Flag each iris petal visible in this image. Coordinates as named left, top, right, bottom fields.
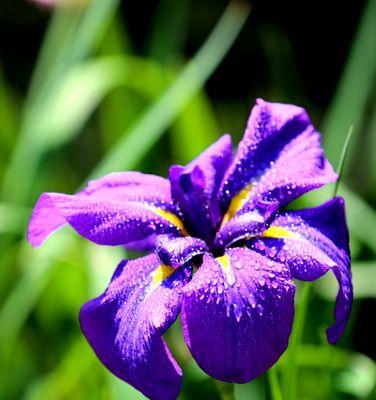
left=169, top=134, right=233, bottom=243
left=220, top=99, right=337, bottom=218
left=181, top=248, right=295, bottom=383
left=80, top=254, right=192, bottom=400
left=215, top=199, right=279, bottom=248
left=27, top=172, right=185, bottom=247
left=156, top=234, right=209, bottom=267
left=249, top=197, right=351, bottom=343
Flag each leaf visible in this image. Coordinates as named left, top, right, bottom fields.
left=2, top=0, right=120, bottom=203
left=0, top=63, right=18, bottom=156
left=171, top=92, right=219, bottom=164
left=89, top=1, right=250, bottom=178
left=322, top=0, right=376, bottom=169
left=316, top=261, right=376, bottom=300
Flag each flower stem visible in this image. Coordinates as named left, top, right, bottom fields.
left=215, top=380, right=236, bottom=400
left=282, top=283, right=312, bottom=400
left=333, top=124, right=353, bottom=197
left=267, top=367, right=282, bottom=400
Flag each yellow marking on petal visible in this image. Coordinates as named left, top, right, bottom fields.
left=149, top=206, right=188, bottom=236
left=152, top=264, right=175, bottom=285
left=217, top=254, right=236, bottom=286
left=262, top=226, right=298, bottom=239
left=221, top=184, right=253, bottom=226
left=217, top=254, right=231, bottom=272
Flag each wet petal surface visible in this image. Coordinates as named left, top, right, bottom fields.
left=250, top=197, right=351, bottom=343
left=181, top=248, right=295, bottom=383
left=156, top=234, right=209, bottom=267
left=28, top=172, right=185, bottom=247
left=169, top=134, right=233, bottom=243
left=220, top=99, right=337, bottom=220
left=80, top=254, right=192, bottom=400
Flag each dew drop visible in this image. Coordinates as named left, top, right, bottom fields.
left=248, top=293, right=257, bottom=308
left=256, top=304, right=264, bottom=316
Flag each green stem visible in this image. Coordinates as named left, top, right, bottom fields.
left=333, top=125, right=353, bottom=197
left=215, top=380, right=236, bottom=400
left=267, top=367, right=282, bottom=400
left=282, top=283, right=312, bottom=400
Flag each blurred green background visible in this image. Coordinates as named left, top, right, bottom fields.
left=0, top=0, right=376, bottom=399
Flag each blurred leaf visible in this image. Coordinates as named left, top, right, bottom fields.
left=0, top=241, right=21, bottom=300
left=83, top=240, right=124, bottom=295
left=0, top=63, right=18, bottom=157
left=333, top=125, right=353, bottom=197
left=0, top=236, right=71, bottom=397
left=260, top=24, right=305, bottom=103
left=323, top=0, right=376, bottom=168
left=26, top=4, right=85, bottom=107
left=215, top=381, right=235, bottom=400
left=316, top=261, right=376, bottom=300
left=30, top=57, right=127, bottom=150
left=267, top=367, right=282, bottom=400
left=22, top=338, right=97, bottom=400
left=171, top=92, right=219, bottom=164
left=0, top=203, right=29, bottom=235
left=335, top=353, right=376, bottom=398
left=291, top=345, right=376, bottom=398
left=148, top=0, right=188, bottom=64
left=281, top=283, right=312, bottom=400
left=2, top=0, right=120, bottom=203
left=29, top=0, right=120, bottom=105
left=18, top=55, right=172, bottom=154
left=300, top=185, right=376, bottom=255
left=235, top=379, right=264, bottom=400
left=366, top=103, right=376, bottom=191
left=89, top=1, right=250, bottom=178
left=98, top=16, right=136, bottom=148
left=0, top=234, right=76, bottom=350
left=109, top=376, right=147, bottom=400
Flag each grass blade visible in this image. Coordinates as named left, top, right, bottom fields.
left=323, top=0, right=376, bottom=168
left=281, top=283, right=312, bottom=400
left=267, top=367, right=282, bottom=400
left=89, top=1, right=250, bottom=178
left=316, top=261, right=376, bottom=300
left=0, top=63, right=18, bottom=157
left=333, top=125, right=353, bottom=197
left=148, top=0, right=188, bottom=63
left=215, top=381, right=235, bottom=400
left=171, top=92, right=219, bottom=164
left=2, top=0, right=120, bottom=203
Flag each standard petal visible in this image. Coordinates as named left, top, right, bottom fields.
left=28, top=172, right=186, bottom=247
left=181, top=248, right=295, bottom=383
left=156, top=234, right=209, bottom=267
left=215, top=199, right=278, bottom=248
left=249, top=197, right=351, bottom=344
left=169, top=134, right=233, bottom=244
left=219, top=99, right=337, bottom=220
left=80, top=254, right=192, bottom=400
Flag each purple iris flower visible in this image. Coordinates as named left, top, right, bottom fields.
left=28, top=99, right=352, bottom=400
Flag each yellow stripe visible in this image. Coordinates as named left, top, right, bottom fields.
left=217, top=254, right=236, bottom=285
left=217, top=254, right=231, bottom=272
left=221, top=184, right=253, bottom=225
left=147, top=206, right=188, bottom=236
left=152, top=264, right=175, bottom=285
left=262, top=226, right=298, bottom=239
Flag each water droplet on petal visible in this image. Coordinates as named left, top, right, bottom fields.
left=248, top=293, right=257, bottom=308
left=256, top=304, right=264, bottom=316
